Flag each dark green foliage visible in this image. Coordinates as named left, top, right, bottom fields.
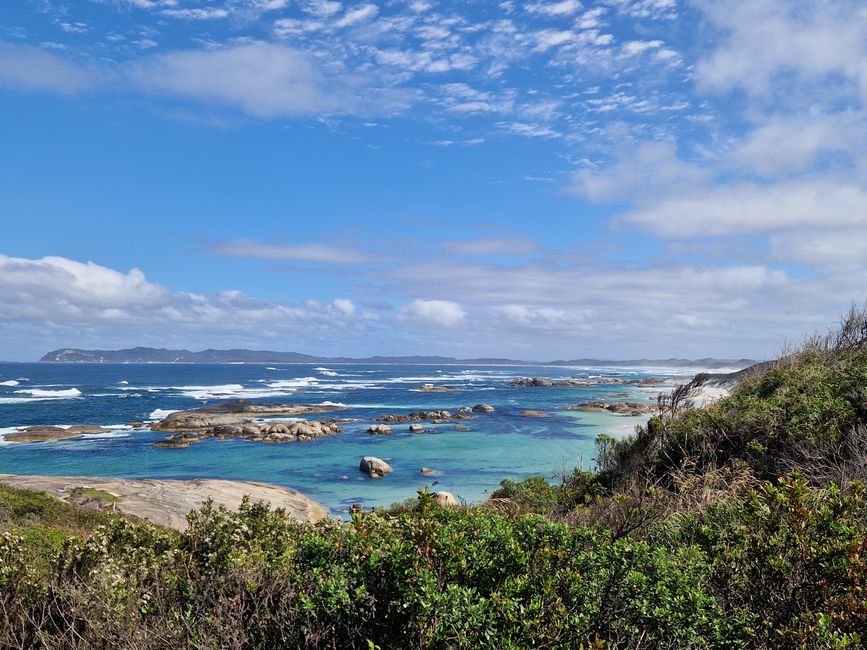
left=652, top=477, right=867, bottom=647
left=0, top=495, right=738, bottom=649
left=0, top=484, right=121, bottom=561
left=598, top=349, right=867, bottom=488
left=491, top=470, right=605, bottom=516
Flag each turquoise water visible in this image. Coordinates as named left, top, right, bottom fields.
left=0, top=363, right=677, bottom=515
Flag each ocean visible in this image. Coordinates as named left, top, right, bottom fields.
left=0, top=362, right=690, bottom=516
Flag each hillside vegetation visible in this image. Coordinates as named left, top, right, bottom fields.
left=6, top=307, right=867, bottom=648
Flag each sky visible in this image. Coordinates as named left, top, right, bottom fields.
left=1, top=0, right=866, bottom=362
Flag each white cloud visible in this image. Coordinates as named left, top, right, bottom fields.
left=497, top=121, right=561, bottom=138
left=604, top=0, right=678, bottom=20
left=731, top=112, right=865, bottom=178
left=57, top=21, right=89, bottom=33
left=442, top=238, right=541, bottom=257
left=572, top=141, right=867, bottom=238
left=206, top=239, right=372, bottom=264
left=0, top=42, right=106, bottom=94
left=533, top=29, right=575, bottom=52
left=0, top=40, right=408, bottom=118
left=526, top=1, right=583, bottom=17
left=0, top=253, right=369, bottom=355
left=620, top=39, right=663, bottom=56
left=334, top=4, right=379, bottom=28
left=399, top=299, right=466, bottom=327
left=298, top=0, right=342, bottom=17
left=569, top=142, right=709, bottom=202
left=770, top=229, right=867, bottom=266
left=693, top=0, right=867, bottom=100
left=128, top=42, right=343, bottom=117
left=160, top=8, right=230, bottom=20
left=625, top=178, right=867, bottom=238
left=332, top=298, right=356, bottom=316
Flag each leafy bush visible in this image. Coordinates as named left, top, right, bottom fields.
left=651, top=476, right=867, bottom=647
left=0, top=495, right=741, bottom=649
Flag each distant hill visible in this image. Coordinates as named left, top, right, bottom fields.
left=38, top=347, right=755, bottom=368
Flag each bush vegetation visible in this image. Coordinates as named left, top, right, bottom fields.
left=6, top=305, right=867, bottom=647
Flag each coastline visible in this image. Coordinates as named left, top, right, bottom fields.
left=0, top=474, right=327, bottom=530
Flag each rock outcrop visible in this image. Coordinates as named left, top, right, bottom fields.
left=156, top=420, right=341, bottom=448
left=433, top=491, right=458, bottom=507
left=510, top=377, right=667, bottom=388
left=151, top=400, right=342, bottom=432
left=377, top=410, right=453, bottom=423
left=149, top=400, right=345, bottom=448
left=367, top=424, right=392, bottom=435
left=360, top=456, right=393, bottom=478
left=565, top=401, right=656, bottom=416
left=0, top=474, right=326, bottom=530
left=471, top=403, right=495, bottom=412
left=3, top=425, right=113, bottom=444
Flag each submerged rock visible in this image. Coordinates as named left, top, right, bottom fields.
left=360, top=456, right=393, bottom=478
left=519, top=409, right=547, bottom=417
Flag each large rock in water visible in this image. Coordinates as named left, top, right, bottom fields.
left=366, top=424, right=392, bottom=435
left=471, top=403, right=495, bottom=412
left=4, top=425, right=113, bottom=444
left=359, top=456, right=393, bottom=478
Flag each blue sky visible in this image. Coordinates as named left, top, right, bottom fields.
left=1, top=0, right=865, bottom=361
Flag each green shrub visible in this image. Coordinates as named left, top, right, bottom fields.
left=0, top=494, right=741, bottom=649
left=651, top=476, right=867, bottom=647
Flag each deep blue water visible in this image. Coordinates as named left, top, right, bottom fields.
left=0, top=363, right=684, bottom=515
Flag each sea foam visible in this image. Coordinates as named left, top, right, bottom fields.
left=13, top=388, right=82, bottom=398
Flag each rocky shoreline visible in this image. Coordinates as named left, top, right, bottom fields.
left=565, top=401, right=658, bottom=416
left=509, top=376, right=668, bottom=388
left=0, top=474, right=326, bottom=530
